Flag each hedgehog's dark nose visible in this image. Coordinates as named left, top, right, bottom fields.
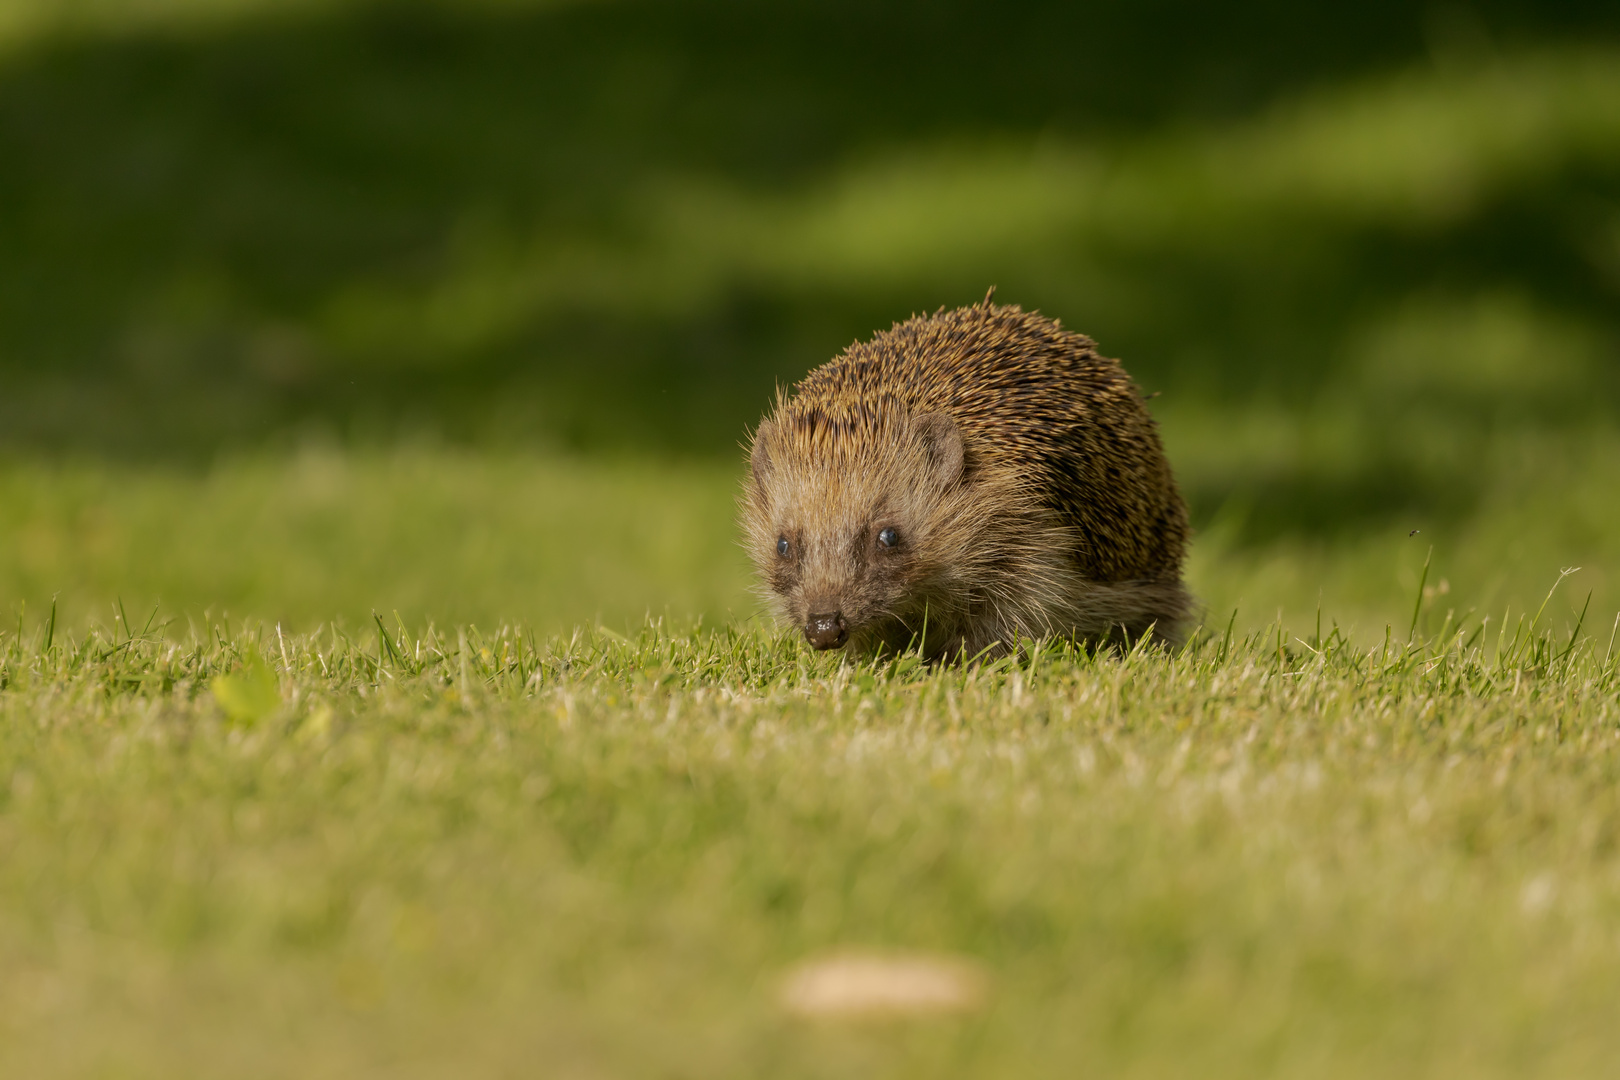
left=805, top=612, right=848, bottom=650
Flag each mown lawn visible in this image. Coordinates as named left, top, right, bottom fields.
left=4, top=432, right=1617, bottom=640
left=2, top=595, right=1619, bottom=1077
left=2, top=2, right=1617, bottom=1074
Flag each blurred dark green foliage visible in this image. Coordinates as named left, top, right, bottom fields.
left=1, top=0, right=1617, bottom=540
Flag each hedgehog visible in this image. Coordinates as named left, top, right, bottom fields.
left=741, top=292, right=1193, bottom=661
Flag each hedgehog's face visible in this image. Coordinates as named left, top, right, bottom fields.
left=743, top=410, right=968, bottom=654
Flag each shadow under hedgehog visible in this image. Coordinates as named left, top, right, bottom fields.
left=741, top=291, right=1194, bottom=662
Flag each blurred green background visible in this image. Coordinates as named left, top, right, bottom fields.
left=1, top=0, right=1618, bottom=636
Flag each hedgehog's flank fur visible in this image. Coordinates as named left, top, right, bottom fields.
left=741, top=297, right=1193, bottom=660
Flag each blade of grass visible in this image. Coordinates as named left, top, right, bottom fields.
left=1409, top=545, right=1432, bottom=643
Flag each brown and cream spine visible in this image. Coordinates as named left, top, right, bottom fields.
left=743, top=292, right=1193, bottom=659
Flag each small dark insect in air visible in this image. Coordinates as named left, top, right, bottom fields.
left=1409, top=529, right=1421, bottom=537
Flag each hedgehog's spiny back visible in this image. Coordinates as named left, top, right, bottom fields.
left=784, top=301, right=1188, bottom=584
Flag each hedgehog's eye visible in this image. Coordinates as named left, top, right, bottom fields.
left=776, top=536, right=790, bottom=557
left=878, top=527, right=899, bottom=549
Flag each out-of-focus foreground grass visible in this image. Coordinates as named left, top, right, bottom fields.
left=3, top=619, right=1620, bottom=1077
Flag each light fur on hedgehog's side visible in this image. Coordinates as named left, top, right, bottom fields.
left=742, top=294, right=1194, bottom=661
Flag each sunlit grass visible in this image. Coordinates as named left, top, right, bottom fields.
left=1167, top=410, right=1620, bottom=639
left=4, top=427, right=1613, bottom=643
left=2, top=605, right=1619, bottom=1077
left=0, top=5, right=1616, bottom=1070
left=0, top=447, right=753, bottom=634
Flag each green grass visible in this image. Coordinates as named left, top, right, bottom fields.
left=3, top=601, right=1620, bottom=1077
left=2, top=3, right=1618, bottom=1071
left=0, top=448, right=753, bottom=634
left=0, top=437, right=1611, bottom=1075
left=2, top=1, right=1616, bottom=467
left=4, top=424, right=1614, bottom=642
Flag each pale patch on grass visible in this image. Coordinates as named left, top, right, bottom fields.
left=780, top=951, right=987, bottom=1019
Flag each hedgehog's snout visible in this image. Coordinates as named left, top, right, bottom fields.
left=805, top=611, right=849, bottom=650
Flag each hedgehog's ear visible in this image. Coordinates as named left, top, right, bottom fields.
left=911, top=412, right=965, bottom=487
left=749, top=419, right=775, bottom=492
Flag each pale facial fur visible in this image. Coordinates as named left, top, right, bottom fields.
left=744, top=411, right=949, bottom=654
left=745, top=408, right=1076, bottom=658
